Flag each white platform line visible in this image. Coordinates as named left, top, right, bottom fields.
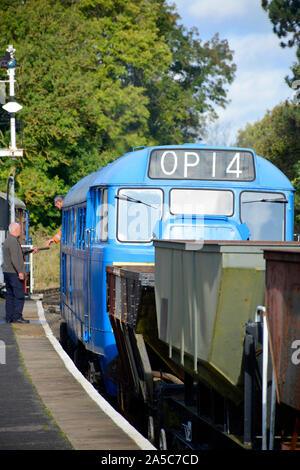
left=36, top=300, right=156, bottom=451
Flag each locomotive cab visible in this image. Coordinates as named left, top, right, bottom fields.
left=60, top=144, right=294, bottom=397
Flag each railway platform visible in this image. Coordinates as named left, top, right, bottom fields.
left=0, top=298, right=155, bottom=451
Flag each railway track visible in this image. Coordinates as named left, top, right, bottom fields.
left=34, top=288, right=63, bottom=343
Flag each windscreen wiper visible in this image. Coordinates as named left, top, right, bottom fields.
left=242, top=197, right=288, bottom=204
left=115, top=194, right=158, bottom=209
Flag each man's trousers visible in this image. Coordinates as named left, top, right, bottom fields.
left=3, top=272, right=25, bottom=322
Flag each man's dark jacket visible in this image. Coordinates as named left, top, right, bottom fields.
left=2, top=233, right=25, bottom=275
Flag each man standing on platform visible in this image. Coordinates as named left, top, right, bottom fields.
left=2, top=222, right=35, bottom=323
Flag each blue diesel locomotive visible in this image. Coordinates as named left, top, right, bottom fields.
left=60, top=144, right=294, bottom=395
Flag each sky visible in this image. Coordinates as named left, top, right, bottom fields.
left=169, top=0, right=298, bottom=144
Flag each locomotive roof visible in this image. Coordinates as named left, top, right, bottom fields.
left=63, top=171, right=99, bottom=208
left=63, top=144, right=294, bottom=208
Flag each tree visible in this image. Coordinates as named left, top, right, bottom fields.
left=262, top=0, right=300, bottom=48
left=135, top=1, right=236, bottom=144
left=262, top=0, right=300, bottom=82
left=0, top=0, right=236, bottom=226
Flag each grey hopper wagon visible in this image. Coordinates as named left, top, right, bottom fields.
left=153, top=240, right=299, bottom=401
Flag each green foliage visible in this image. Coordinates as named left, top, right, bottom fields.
left=0, top=0, right=236, bottom=227
left=262, top=0, right=300, bottom=83
left=262, top=0, right=300, bottom=48
left=30, top=225, right=60, bottom=288
left=236, top=102, right=300, bottom=180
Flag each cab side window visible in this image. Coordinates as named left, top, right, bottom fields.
left=91, top=187, right=108, bottom=242
left=76, top=206, right=86, bottom=250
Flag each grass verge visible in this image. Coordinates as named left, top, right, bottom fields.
left=30, top=227, right=60, bottom=290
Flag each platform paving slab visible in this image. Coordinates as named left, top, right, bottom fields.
left=0, top=301, right=73, bottom=450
